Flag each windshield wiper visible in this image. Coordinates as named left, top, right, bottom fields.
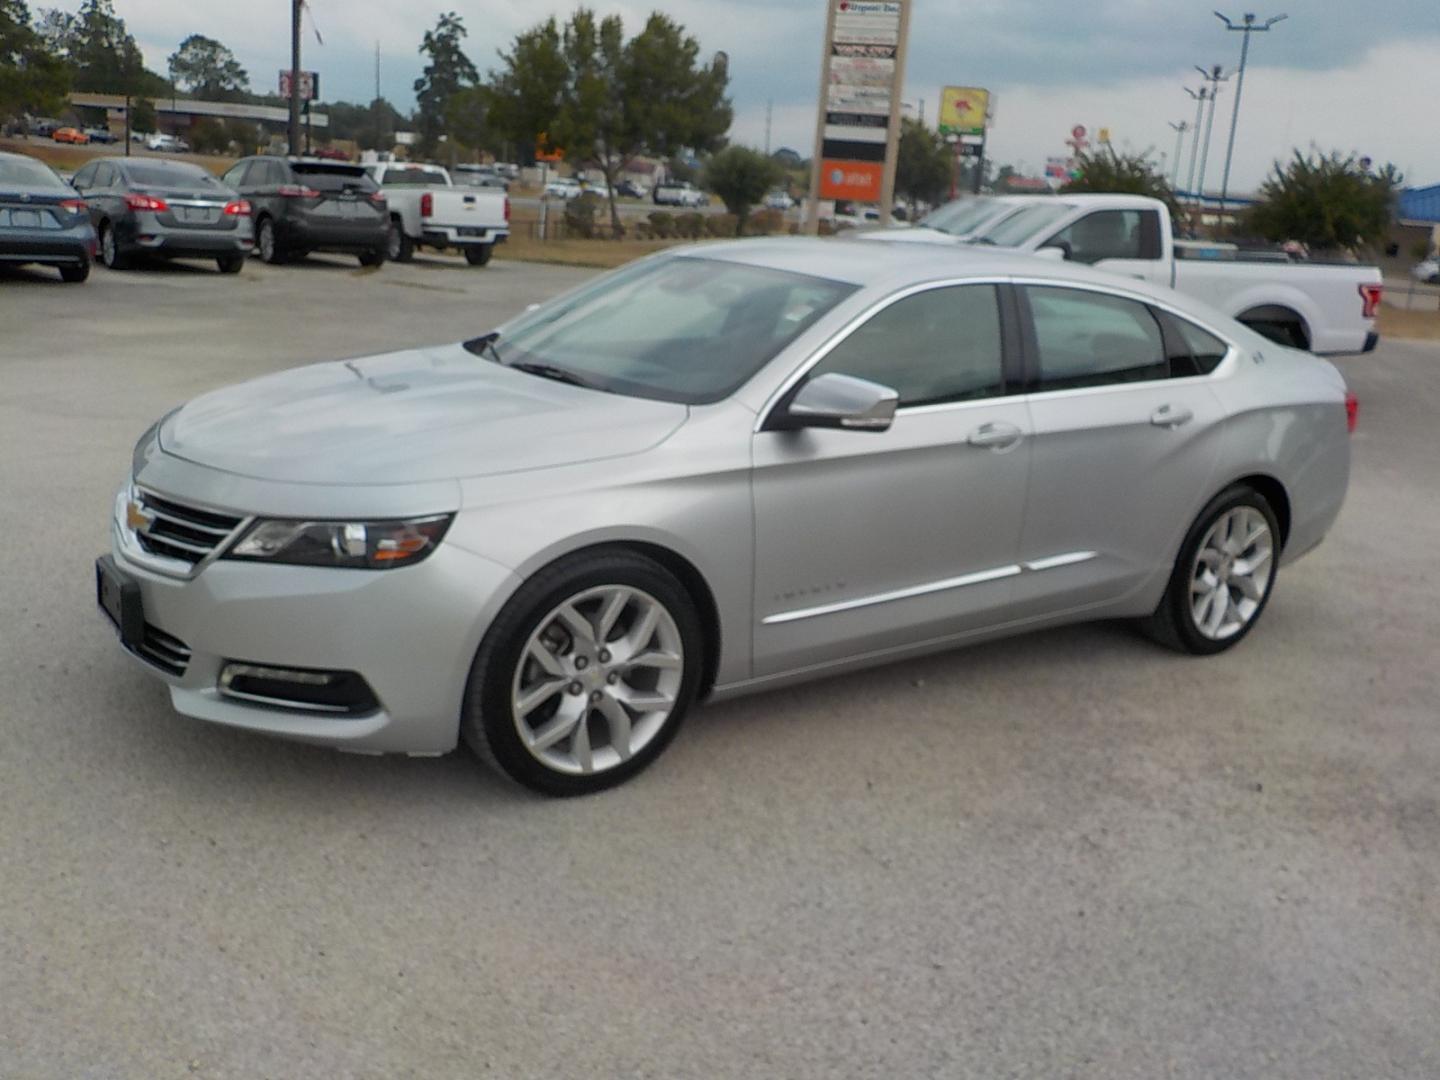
left=506, top=361, right=603, bottom=390
left=464, top=331, right=504, bottom=365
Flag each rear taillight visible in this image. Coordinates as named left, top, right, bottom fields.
left=58, top=198, right=87, bottom=214
left=124, top=193, right=168, bottom=212
left=1358, top=283, right=1382, bottom=319
left=223, top=199, right=251, bottom=216
left=503, top=195, right=510, bottom=222
left=1345, top=390, right=1359, bottom=434
left=278, top=184, right=320, bottom=199
left=420, top=192, right=433, bottom=218
left=368, top=191, right=386, bottom=205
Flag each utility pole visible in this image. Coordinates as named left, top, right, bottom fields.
left=764, top=99, right=772, bottom=156
left=1183, top=86, right=1207, bottom=200
left=1168, top=120, right=1190, bottom=189
left=288, top=0, right=302, bottom=155
left=1193, top=64, right=1229, bottom=210
left=1215, top=11, right=1287, bottom=222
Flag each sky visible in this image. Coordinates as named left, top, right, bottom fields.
left=104, top=0, right=1440, bottom=192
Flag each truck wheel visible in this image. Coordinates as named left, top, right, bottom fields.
left=387, top=219, right=414, bottom=263
left=464, top=245, right=494, bottom=267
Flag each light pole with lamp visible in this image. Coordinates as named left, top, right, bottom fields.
left=1193, top=64, right=1229, bottom=212
left=1167, top=120, right=1190, bottom=189
left=1183, top=86, right=1208, bottom=200
left=1214, top=11, right=1287, bottom=223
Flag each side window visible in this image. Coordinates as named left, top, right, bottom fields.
left=1156, top=309, right=1230, bottom=377
left=809, top=285, right=1006, bottom=407
left=71, top=163, right=97, bottom=190
left=1025, top=286, right=1168, bottom=390
left=221, top=161, right=249, bottom=187
left=92, top=163, right=115, bottom=188
left=1043, top=210, right=1157, bottom=264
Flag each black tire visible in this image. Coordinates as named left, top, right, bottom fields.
left=1140, top=484, right=1282, bottom=655
left=357, top=248, right=386, bottom=268
left=386, top=220, right=414, bottom=262
left=1241, top=315, right=1307, bottom=351
left=463, top=244, right=493, bottom=267
left=58, top=260, right=90, bottom=283
left=98, top=222, right=128, bottom=270
left=255, top=217, right=286, bottom=264
left=462, top=549, right=704, bottom=796
left=216, top=253, right=244, bottom=274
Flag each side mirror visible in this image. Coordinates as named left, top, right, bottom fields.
left=774, top=372, right=898, bottom=433
left=1036, top=242, right=1070, bottom=261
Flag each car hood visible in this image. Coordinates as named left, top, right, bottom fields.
left=158, top=343, right=689, bottom=485
left=854, top=226, right=954, bottom=244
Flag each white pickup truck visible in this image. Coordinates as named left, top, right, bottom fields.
left=947, top=194, right=1381, bottom=354
left=363, top=162, right=509, bottom=267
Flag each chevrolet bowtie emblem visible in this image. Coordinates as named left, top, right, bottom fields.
left=126, top=500, right=154, bottom=534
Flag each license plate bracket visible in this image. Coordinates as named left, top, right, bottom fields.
left=96, top=555, right=144, bottom=650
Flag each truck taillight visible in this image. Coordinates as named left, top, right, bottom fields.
left=1358, top=283, right=1382, bottom=319
left=504, top=196, right=510, bottom=222
left=420, top=192, right=433, bottom=218
left=1345, top=390, right=1358, bottom=434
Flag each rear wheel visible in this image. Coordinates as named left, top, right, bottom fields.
left=386, top=220, right=414, bottom=262
left=463, top=550, right=703, bottom=796
left=98, top=223, right=128, bottom=270
left=1140, top=485, right=1281, bottom=655
left=463, top=244, right=493, bottom=267
left=357, top=248, right=386, bottom=268
left=216, top=253, right=244, bottom=274
left=256, top=217, right=286, bottom=264
left=58, top=260, right=90, bottom=283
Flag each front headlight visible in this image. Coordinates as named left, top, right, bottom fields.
left=224, top=514, right=453, bottom=570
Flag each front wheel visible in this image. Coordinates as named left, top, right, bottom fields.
left=1140, top=485, right=1281, bottom=655
left=463, top=244, right=493, bottom=267
left=462, top=551, right=703, bottom=796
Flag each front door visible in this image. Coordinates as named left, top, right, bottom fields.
left=751, top=283, right=1033, bottom=678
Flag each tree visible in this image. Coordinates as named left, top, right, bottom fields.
left=413, top=11, right=477, bottom=158
left=487, top=9, right=731, bottom=234
left=1, top=0, right=69, bottom=125
left=1063, top=148, right=1178, bottom=216
left=128, top=95, right=155, bottom=134
left=1246, top=150, right=1402, bottom=253
left=168, top=34, right=249, bottom=101
left=445, top=85, right=490, bottom=159
left=702, top=145, right=780, bottom=233
left=894, top=118, right=951, bottom=211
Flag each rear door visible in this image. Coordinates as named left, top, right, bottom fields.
left=1040, top=208, right=1170, bottom=285
left=1011, top=283, right=1227, bottom=616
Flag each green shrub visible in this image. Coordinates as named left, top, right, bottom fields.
left=675, top=212, right=706, bottom=239
left=564, top=192, right=604, bottom=239
left=706, top=213, right=738, bottom=237
left=647, top=211, right=675, bottom=238
left=747, top=208, right=785, bottom=235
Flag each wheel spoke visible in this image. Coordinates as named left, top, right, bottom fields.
left=1192, top=568, right=1219, bottom=594
left=525, top=641, right=566, bottom=679
left=570, top=714, right=594, bottom=773
left=556, top=604, right=598, bottom=648
left=1234, top=572, right=1263, bottom=601
left=628, top=602, right=660, bottom=651
left=596, top=589, right=630, bottom=642
left=596, top=694, right=633, bottom=761
left=615, top=686, right=676, bottom=714
left=516, top=678, right=564, bottom=716
left=528, top=698, right=583, bottom=751
left=626, top=649, right=682, bottom=671
left=1205, top=587, right=1229, bottom=636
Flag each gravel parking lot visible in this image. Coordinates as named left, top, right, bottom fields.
left=2, top=251, right=1438, bottom=1079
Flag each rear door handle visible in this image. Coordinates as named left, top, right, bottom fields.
left=967, top=422, right=1024, bottom=450
left=1150, top=405, right=1193, bottom=429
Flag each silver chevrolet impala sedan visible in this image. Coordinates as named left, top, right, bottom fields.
left=97, top=240, right=1354, bottom=795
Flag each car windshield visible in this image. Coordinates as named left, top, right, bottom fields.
left=471, top=256, right=857, bottom=405
left=125, top=162, right=225, bottom=190
left=381, top=167, right=449, bottom=187
left=973, top=202, right=1073, bottom=247
left=921, top=197, right=1005, bottom=236
left=0, top=158, right=67, bottom=190
left=293, top=164, right=379, bottom=193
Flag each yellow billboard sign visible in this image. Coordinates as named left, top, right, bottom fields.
left=939, top=86, right=989, bottom=137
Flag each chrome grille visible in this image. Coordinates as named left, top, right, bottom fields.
left=135, top=624, right=191, bottom=676
left=135, top=491, right=243, bottom=565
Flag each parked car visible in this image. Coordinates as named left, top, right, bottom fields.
left=653, top=180, right=708, bottom=207
left=312, top=146, right=350, bottom=161
left=543, top=177, right=583, bottom=200
left=70, top=157, right=253, bottom=273
left=616, top=179, right=649, bottom=199
left=83, top=127, right=117, bottom=144
left=130, top=130, right=150, bottom=144
left=362, top=161, right=509, bottom=267
left=221, top=156, right=388, bottom=267
left=0, top=150, right=95, bottom=282
left=96, top=239, right=1355, bottom=795
left=146, top=133, right=186, bottom=153
left=452, top=164, right=509, bottom=191
left=1410, top=257, right=1439, bottom=284
left=763, top=190, right=795, bottom=211
left=879, top=194, right=1382, bottom=354
left=28, top=118, right=60, bottom=137
left=52, top=127, right=90, bottom=145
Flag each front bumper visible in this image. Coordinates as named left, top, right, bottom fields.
left=102, top=489, right=521, bottom=755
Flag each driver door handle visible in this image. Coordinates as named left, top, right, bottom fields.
left=1150, top=405, right=1193, bottom=429
left=967, top=422, right=1024, bottom=450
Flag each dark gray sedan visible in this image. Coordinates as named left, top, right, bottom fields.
left=0, top=151, right=96, bottom=283
left=70, top=158, right=253, bottom=274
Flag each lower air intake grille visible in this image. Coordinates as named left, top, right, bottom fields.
left=135, top=624, right=191, bottom=676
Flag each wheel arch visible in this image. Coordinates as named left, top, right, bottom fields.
left=1236, top=303, right=1311, bottom=350
left=1216, top=472, right=1292, bottom=549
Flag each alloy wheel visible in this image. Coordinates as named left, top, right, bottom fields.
left=101, top=227, right=116, bottom=267
left=258, top=221, right=275, bottom=262
left=1189, top=506, right=1274, bottom=641
left=510, top=586, right=684, bottom=776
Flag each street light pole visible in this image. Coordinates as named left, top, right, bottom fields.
left=1168, top=120, right=1190, bottom=189
left=1215, top=11, right=1287, bottom=222
left=288, top=0, right=302, bottom=155
left=1183, top=86, right=1207, bottom=199
left=1193, top=64, right=1229, bottom=211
